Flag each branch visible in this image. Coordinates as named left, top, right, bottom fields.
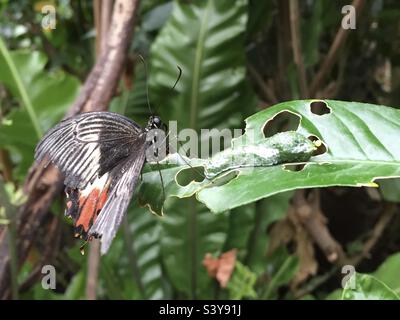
left=68, top=0, right=139, bottom=115
left=247, top=63, right=278, bottom=106
left=309, top=0, right=365, bottom=97
left=289, top=0, right=308, bottom=98
left=346, top=202, right=396, bottom=266
left=86, top=0, right=114, bottom=300
left=0, top=0, right=141, bottom=299
left=293, top=190, right=346, bottom=264
left=0, top=150, right=13, bottom=182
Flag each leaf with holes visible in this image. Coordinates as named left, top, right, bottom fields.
left=139, top=100, right=400, bottom=214
left=341, top=273, right=399, bottom=300
left=197, top=100, right=400, bottom=212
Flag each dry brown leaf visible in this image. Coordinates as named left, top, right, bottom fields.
left=267, top=203, right=318, bottom=290
left=291, top=226, right=318, bottom=289
left=202, top=249, right=237, bottom=288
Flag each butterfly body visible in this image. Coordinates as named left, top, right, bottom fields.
left=35, top=112, right=165, bottom=254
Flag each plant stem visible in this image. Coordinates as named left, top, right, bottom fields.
left=0, top=181, right=18, bottom=299
left=0, top=37, right=42, bottom=139
left=262, top=255, right=296, bottom=300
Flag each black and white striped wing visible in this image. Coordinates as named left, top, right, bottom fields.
left=89, top=142, right=148, bottom=254
left=35, top=112, right=142, bottom=189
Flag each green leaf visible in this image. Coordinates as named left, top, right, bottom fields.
left=226, top=261, right=257, bottom=300
left=197, top=100, right=400, bottom=212
left=160, top=197, right=229, bottom=299
left=141, top=100, right=400, bottom=213
left=379, top=178, right=400, bottom=202
left=64, top=270, right=87, bottom=300
left=246, top=192, right=293, bottom=274
left=341, top=273, right=400, bottom=300
left=302, top=1, right=323, bottom=67
left=0, top=49, right=80, bottom=177
left=372, top=253, right=400, bottom=294
left=124, top=206, right=165, bottom=299
left=223, top=204, right=255, bottom=259
left=0, top=37, right=42, bottom=138
left=149, top=0, right=256, bottom=130
left=262, top=248, right=299, bottom=299
left=327, top=253, right=400, bottom=300
left=145, top=0, right=255, bottom=300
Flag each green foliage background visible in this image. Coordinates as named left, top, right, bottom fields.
left=1, top=0, right=400, bottom=300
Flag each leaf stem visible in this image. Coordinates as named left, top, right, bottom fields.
left=0, top=37, right=42, bottom=139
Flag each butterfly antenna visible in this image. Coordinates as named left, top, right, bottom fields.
left=165, top=133, right=214, bottom=184
left=137, top=54, right=153, bottom=115
left=172, top=66, right=182, bottom=90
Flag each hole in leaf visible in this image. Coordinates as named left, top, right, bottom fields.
left=207, top=170, right=239, bottom=187
left=310, top=101, right=331, bottom=115
left=283, top=163, right=306, bottom=172
left=263, top=111, right=301, bottom=138
left=308, top=135, right=327, bottom=156
left=176, top=166, right=205, bottom=186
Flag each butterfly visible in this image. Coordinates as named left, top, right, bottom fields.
left=35, top=112, right=166, bottom=254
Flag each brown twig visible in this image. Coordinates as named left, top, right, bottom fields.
left=247, top=63, right=278, bottom=106
left=309, top=0, right=366, bottom=97
left=293, top=190, right=345, bottom=264
left=289, top=0, right=308, bottom=98
left=346, top=202, right=396, bottom=266
left=19, top=215, right=61, bottom=293
left=0, top=150, right=13, bottom=182
left=0, top=0, right=141, bottom=299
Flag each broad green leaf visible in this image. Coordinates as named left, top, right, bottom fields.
left=341, top=273, right=400, bottom=300
left=246, top=192, right=293, bottom=274
left=124, top=206, right=165, bottom=299
left=149, top=0, right=256, bottom=130
left=146, top=0, right=255, bottom=300
left=372, top=253, right=400, bottom=294
left=327, top=253, right=400, bottom=300
left=0, top=37, right=42, bottom=138
left=141, top=100, right=400, bottom=213
left=197, top=100, right=400, bottom=212
left=379, top=178, right=400, bottom=202
left=0, top=50, right=80, bottom=177
left=223, top=204, right=255, bottom=260
left=160, top=197, right=229, bottom=299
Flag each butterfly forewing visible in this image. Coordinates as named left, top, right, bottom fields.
left=35, top=112, right=142, bottom=189
left=35, top=111, right=165, bottom=255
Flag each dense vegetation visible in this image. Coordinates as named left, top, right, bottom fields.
left=0, top=0, right=400, bottom=300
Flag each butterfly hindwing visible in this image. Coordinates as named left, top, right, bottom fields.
left=35, top=112, right=142, bottom=189
left=89, top=140, right=148, bottom=254
left=65, top=173, right=111, bottom=239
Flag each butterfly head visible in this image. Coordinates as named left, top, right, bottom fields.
left=147, top=115, right=167, bottom=132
